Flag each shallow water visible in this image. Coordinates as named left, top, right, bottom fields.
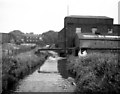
left=12, top=54, right=75, bottom=92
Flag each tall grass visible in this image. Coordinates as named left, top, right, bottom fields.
left=67, top=52, right=120, bottom=93
left=2, top=50, right=48, bottom=92
left=2, top=44, right=36, bottom=57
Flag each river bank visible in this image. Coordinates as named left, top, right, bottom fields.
left=66, top=53, right=120, bottom=93
left=2, top=49, right=48, bottom=93
left=9, top=55, right=76, bottom=93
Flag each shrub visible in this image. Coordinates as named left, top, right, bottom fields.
left=67, top=53, right=120, bottom=93
left=2, top=50, right=47, bottom=91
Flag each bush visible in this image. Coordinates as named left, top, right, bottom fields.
left=67, top=53, right=120, bottom=93
left=2, top=50, right=47, bottom=91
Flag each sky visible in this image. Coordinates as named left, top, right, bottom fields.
left=0, top=0, right=120, bottom=34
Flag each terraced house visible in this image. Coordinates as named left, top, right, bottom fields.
left=24, top=33, right=42, bottom=44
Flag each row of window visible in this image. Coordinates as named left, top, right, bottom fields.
left=26, top=37, right=41, bottom=39
left=75, top=27, right=113, bottom=34
left=26, top=39, right=40, bottom=42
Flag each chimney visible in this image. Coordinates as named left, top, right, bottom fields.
left=118, top=1, right=120, bottom=24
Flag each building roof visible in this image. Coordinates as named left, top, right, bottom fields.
left=24, top=34, right=41, bottom=37
left=76, top=33, right=120, bottom=39
left=66, top=15, right=113, bottom=19
left=65, top=15, right=113, bottom=25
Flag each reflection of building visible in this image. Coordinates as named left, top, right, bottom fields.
left=118, top=1, right=120, bottom=24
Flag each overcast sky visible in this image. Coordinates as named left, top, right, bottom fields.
left=0, top=0, right=119, bottom=34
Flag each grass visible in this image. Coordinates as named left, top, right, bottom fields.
left=67, top=52, right=120, bottom=93
left=1, top=48, right=48, bottom=92
left=1, top=43, right=36, bottom=57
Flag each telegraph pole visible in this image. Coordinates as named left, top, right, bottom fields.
left=64, top=0, right=70, bottom=56
left=67, top=4, right=69, bottom=16
left=67, top=0, right=70, bottom=16
left=118, top=1, right=120, bottom=24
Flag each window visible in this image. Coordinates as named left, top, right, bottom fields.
left=108, top=29, right=113, bottom=34
left=67, top=23, right=74, bottom=26
left=76, top=27, right=81, bottom=33
left=92, top=28, right=97, bottom=34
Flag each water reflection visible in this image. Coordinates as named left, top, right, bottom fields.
left=57, top=58, right=69, bottom=79
left=38, top=71, right=58, bottom=73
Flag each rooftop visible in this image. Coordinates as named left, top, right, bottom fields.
left=24, top=34, right=41, bottom=37
left=66, top=15, right=113, bottom=19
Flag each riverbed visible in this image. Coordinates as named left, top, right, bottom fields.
left=12, top=52, right=76, bottom=93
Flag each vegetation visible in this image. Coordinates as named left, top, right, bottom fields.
left=42, top=30, right=58, bottom=46
left=9, top=30, right=25, bottom=44
left=2, top=43, right=36, bottom=57
left=67, top=52, right=120, bottom=93
left=1, top=49, right=48, bottom=92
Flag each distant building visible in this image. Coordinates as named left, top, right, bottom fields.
left=24, top=33, right=42, bottom=44
left=0, top=32, right=43, bottom=45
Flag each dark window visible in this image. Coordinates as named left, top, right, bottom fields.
left=67, top=23, right=74, bottom=26
left=108, top=29, right=113, bottom=34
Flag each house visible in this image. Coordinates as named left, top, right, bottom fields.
left=24, top=33, right=42, bottom=44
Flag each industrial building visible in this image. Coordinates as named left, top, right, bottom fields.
left=58, top=15, right=120, bottom=48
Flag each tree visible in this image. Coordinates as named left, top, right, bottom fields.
left=42, top=30, right=58, bottom=45
left=9, top=30, right=25, bottom=44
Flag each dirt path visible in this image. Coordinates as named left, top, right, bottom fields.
left=14, top=53, right=76, bottom=92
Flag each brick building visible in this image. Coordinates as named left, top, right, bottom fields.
left=65, top=15, right=113, bottom=35
left=0, top=32, right=43, bottom=45
left=58, top=15, right=120, bottom=48
left=24, top=33, right=42, bottom=44
left=113, top=24, right=120, bottom=35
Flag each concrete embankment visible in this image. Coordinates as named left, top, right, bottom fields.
left=2, top=49, right=48, bottom=93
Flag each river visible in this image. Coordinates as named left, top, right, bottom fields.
left=11, top=51, right=76, bottom=93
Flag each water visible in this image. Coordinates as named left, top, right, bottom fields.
left=12, top=52, right=75, bottom=92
